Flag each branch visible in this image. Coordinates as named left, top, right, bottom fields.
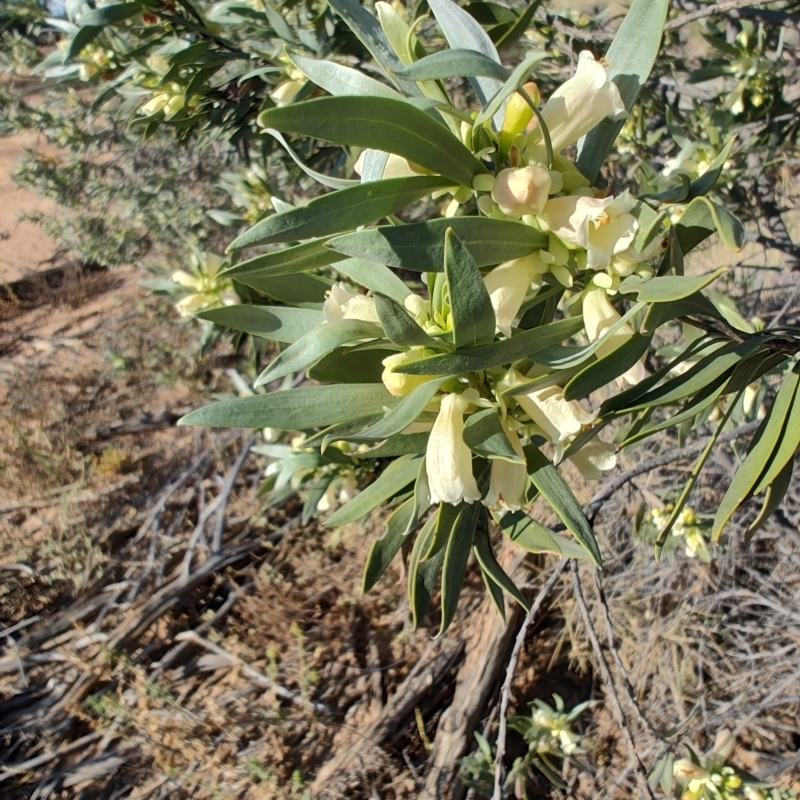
left=664, top=0, right=786, bottom=31
left=492, top=561, right=568, bottom=800
left=584, top=420, right=761, bottom=524
left=571, top=562, right=657, bottom=800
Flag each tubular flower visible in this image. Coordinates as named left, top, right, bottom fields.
left=354, top=150, right=417, bottom=179
left=540, top=50, right=626, bottom=153
left=427, top=393, right=481, bottom=506
left=323, top=282, right=380, bottom=324
left=172, top=253, right=237, bottom=317
left=483, top=254, right=547, bottom=337
left=581, top=284, right=646, bottom=386
left=381, top=350, right=436, bottom=397
left=542, top=190, right=638, bottom=272
left=568, top=440, right=617, bottom=480
left=510, top=372, right=594, bottom=458
left=484, top=425, right=527, bottom=511
left=270, top=80, right=304, bottom=106
left=491, top=165, right=552, bottom=217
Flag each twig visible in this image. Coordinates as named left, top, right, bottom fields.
left=664, top=0, right=784, bottom=31
left=0, top=732, right=103, bottom=783
left=212, top=435, right=254, bottom=554
left=174, top=630, right=330, bottom=715
left=570, top=561, right=657, bottom=800
left=492, top=561, right=568, bottom=800
left=592, top=570, right=662, bottom=741
left=584, top=421, right=761, bottom=524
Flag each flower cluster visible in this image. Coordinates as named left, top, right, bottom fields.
left=172, top=252, right=239, bottom=317
left=649, top=505, right=711, bottom=562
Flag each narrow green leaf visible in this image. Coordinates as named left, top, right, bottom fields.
left=197, top=305, right=323, bottom=343
left=473, top=513, right=528, bottom=611
left=351, top=378, right=448, bottom=441
left=306, top=347, right=391, bottom=384
left=77, top=2, right=142, bottom=26
left=375, top=293, right=439, bottom=347
left=223, top=239, right=347, bottom=277
left=463, top=408, right=524, bottom=462
left=179, top=384, right=397, bottom=431
left=498, top=511, right=590, bottom=559
left=335, top=258, right=411, bottom=305
left=564, top=333, right=652, bottom=401
left=363, top=497, right=416, bottom=592
left=393, top=48, right=510, bottom=82
left=263, top=128, right=357, bottom=190
left=525, top=447, right=602, bottom=565
left=409, top=514, right=444, bottom=627
left=438, top=500, right=480, bottom=635
left=620, top=268, right=727, bottom=303
left=303, top=475, right=334, bottom=525
left=228, top=176, right=449, bottom=251
left=325, top=456, right=421, bottom=526
left=674, top=195, right=745, bottom=254
left=255, top=320, right=383, bottom=385
left=425, top=502, right=461, bottom=561
left=747, top=457, right=794, bottom=542
left=257, top=96, right=486, bottom=186
left=397, top=316, right=585, bottom=376
left=575, top=0, right=670, bottom=182
left=712, top=373, right=800, bottom=539
left=328, top=217, right=547, bottom=271
left=289, top=52, right=403, bottom=99
left=445, top=228, right=496, bottom=350
left=361, top=431, right=430, bottom=458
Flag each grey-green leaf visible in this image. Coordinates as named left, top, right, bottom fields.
left=363, top=497, right=416, bottom=592
left=575, top=0, right=670, bottom=182
left=326, top=455, right=421, bottom=527
left=445, top=228, right=496, bottom=350
left=619, top=267, right=727, bottom=303
left=525, top=447, right=602, bottom=565
left=473, top=513, right=528, bottom=612
left=228, top=175, right=450, bottom=251
left=179, top=384, right=397, bottom=431
left=336, top=258, right=411, bottom=305
left=255, top=319, right=384, bottom=385
left=329, top=217, right=547, bottom=271
left=498, top=511, right=590, bottom=559
left=393, top=48, right=510, bottom=82
left=375, top=293, right=439, bottom=347
left=223, top=239, right=348, bottom=278
left=257, top=96, right=486, bottom=186
left=197, top=305, right=323, bottom=343
left=438, top=500, right=480, bottom=635
left=463, top=409, right=525, bottom=462
left=397, top=316, right=585, bottom=376
left=289, top=52, right=403, bottom=99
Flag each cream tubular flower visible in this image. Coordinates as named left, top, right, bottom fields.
left=568, top=440, right=617, bottom=480
left=381, top=350, right=436, bottom=398
left=491, top=165, right=552, bottom=217
left=270, top=79, right=303, bottom=106
left=354, top=150, right=416, bottom=179
left=427, top=393, right=481, bottom=506
left=323, top=282, right=380, bottom=324
left=484, top=426, right=527, bottom=511
left=540, top=51, right=626, bottom=153
left=512, top=374, right=594, bottom=458
left=542, top=190, right=637, bottom=272
left=582, top=284, right=646, bottom=386
left=483, top=254, right=546, bottom=337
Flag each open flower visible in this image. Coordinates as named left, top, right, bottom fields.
left=484, top=425, right=527, bottom=511
left=542, top=190, right=638, bottom=272
left=492, top=165, right=552, bottom=217
left=569, top=440, right=616, bottom=480
left=140, top=83, right=185, bottom=118
left=582, top=284, right=646, bottom=386
left=540, top=51, right=626, bottom=153
left=427, top=393, right=481, bottom=506
left=323, top=282, right=380, bottom=324
left=483, top=254, right=547, bottom=337
left=172, top=252, right=237, bottom=317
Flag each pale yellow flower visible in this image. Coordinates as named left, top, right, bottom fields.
left=491, top=165, right=551, bottom=217
left=427, top=393, right=481, bottom=505
left=568, top=440, right=617, bottom=480
left=483, top=254, right=547, bottom=337
left=484, top=425, right=527, bottom=511
left=322, top=282, right=380, bottom=324
left=381, top=350, right=435, bottom=398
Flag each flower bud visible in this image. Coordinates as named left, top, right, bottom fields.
left=381, top=351, right=435, bottom=397
left=492, top=165, right=552, bottom=217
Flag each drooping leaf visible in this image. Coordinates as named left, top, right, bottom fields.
left=77, top=2, right=143, bottom=26
left=223, top=239, right=348, bottom=278
left=374, top=293, right=439, bottom=347
left=564, top=333, right=652, bottom=400
left=326, top=456, right=421, bottom=527
left=363, top=497, right=416, bottom=592
left=575, top=0, right=670, bottom=182
left=392, top=48, right=510, bottom=82
left=228, top=176, right=450, bottom=251
left=179, top=384, right=397, bottom=431
left=197, top=305, right=323, bottom=343
left=396, top=316, right=585, bottom=376
left=438, top=500, right=480, bottom=635
left=350, top=378, right=448, bottom=441
left=289, top=52, right=403, bottom=99
left=525, top=447, right=602, bottom=565
left=408, top=514, right=443, bottom=627
left=306, top=346, right=392, bottom=383
left=712, top=372, right=800, bottom=539
left=619, top=268, right=727, bottom=303
left=498, top=511, right=590, bottom=559
left=746, top=457, right=794, bottom=542
left=255, top=320, right=384, bottom=385
left=263, top=128, right=358, bottom=190
left=473, top=511, right=528, bottom=611
left=336, top=258, right=411, bottom=305
left=361, top=431, right=430, bottom=457
left=257, top=96, right=487, bottom=186
left=328, top=217, right=547, bottom=271
left=463, top=409, right=524, bottom=462
left=674, top=195, right=745, bottom=254
left=444, top=228, right=496, bottom=350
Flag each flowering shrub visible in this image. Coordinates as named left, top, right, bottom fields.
left=175, top=0, right=800, bottom=628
